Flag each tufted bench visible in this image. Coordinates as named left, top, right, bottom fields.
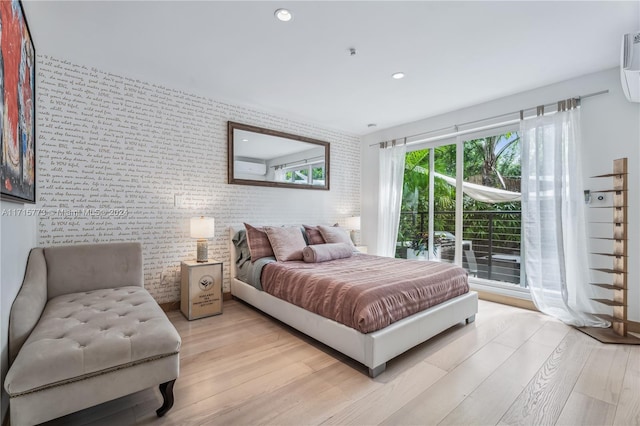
left=4, top=243, right=181, bottom=425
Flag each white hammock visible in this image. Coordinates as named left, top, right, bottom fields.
left=434, top=172, right=521, bottom=203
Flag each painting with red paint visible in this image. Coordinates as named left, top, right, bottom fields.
left=1, top=0, right=35, bottom=203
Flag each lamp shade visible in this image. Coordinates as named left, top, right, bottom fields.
left=190, top=217, right=215, bottom=239
left=345, top=216, right=361, bottom=231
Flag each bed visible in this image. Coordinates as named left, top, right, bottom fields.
left=228, top=227, right=478, bottom=377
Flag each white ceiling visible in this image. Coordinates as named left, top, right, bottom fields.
left=234, top=129, right=320, bottom=160
left=23, top=1, right=639, bottom=135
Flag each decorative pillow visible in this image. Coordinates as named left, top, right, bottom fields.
left=244, top=223, right=274, bottom=262
left=317, top=225, right=354, bottom=248
left=302, top=243, right=353, bottom=263
left=303, top=223, right=340, bottom=245
left=264, top=226, right=307, bottom=261
left=303, top=225, right=326, bottom=245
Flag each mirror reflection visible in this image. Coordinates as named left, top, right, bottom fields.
left=228, top=122, right=330, bottom=190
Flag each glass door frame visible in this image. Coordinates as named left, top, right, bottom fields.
left=407, top=124, right=530, bottom=297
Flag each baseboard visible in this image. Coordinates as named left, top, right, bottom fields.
left=476, top=290, right=537, bottom=311
left=159, top=301, right=180, bottom=312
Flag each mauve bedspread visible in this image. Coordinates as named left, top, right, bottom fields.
left=260, top=254, right=469, bottom=333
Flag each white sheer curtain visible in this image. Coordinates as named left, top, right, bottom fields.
left=521, top=107, right=609, bottom=327
left=377, top=140, right=406, bottom=257
left=274, top=168, right=285, bottom=182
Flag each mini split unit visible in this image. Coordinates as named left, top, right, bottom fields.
left=621, top=31, right=640, bottom=103
left=234, top=160, right=267, bottom=176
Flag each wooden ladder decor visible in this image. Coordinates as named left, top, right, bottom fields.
left=578, top=157, right=640, bottom=344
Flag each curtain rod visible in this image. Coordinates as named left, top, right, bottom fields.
left=369, top=89, right=609, bottom=148
left=271, top=155, right=324, bottom=170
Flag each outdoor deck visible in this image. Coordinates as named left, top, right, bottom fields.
left=398, top=210, right=524, bottom=287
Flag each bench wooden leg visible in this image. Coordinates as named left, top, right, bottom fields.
left=156, top=379, right=176, bottom=417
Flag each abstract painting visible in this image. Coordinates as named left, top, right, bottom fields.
left=1, top=0, right=35, bottom=203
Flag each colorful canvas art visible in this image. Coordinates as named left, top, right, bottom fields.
left=0, top=0, right=35, bottom=203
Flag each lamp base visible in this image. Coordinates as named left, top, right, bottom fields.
left=196, top=239, right=208, bottom=262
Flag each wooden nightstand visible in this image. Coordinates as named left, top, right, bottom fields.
left=181, top=260, right=223, bottom=320
left=355, top=246, right=368, bottom=254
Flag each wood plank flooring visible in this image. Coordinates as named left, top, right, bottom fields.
left=43, top=299, right=640, bottom=426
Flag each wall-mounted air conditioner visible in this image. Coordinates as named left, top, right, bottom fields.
left=234, top=160, right=266, bottom=176
left=621, top=32, right=640, bottom=103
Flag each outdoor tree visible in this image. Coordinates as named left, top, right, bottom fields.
left=398, top=132, right=522, bottom=259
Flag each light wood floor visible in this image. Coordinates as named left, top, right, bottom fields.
left=44, top=299, right=640, bottom=426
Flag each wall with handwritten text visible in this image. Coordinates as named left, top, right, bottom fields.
left=36, top=54, right=361, bottom=303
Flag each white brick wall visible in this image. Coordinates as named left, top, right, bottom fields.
left=36, top=54, right=361, bottom=303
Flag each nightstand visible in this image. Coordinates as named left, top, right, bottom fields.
left=355, top=246, right=368, bottom=253
left=180, top=260, right=223, bottom=320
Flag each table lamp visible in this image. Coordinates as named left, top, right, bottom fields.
left=190, top=216, right=215, bottom=262
left=345, top=216, right=361, bottom=244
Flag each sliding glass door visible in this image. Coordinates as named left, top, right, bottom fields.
left=396, top=130, right=525, bottom=289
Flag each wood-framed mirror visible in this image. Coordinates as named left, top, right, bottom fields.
left=228, top=121, right=330, bottom=190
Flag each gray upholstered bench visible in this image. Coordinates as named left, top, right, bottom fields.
left=4, top=243, right=181, bottom=425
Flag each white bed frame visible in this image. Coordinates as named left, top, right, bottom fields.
left=229, top=228, right=478, bottom=377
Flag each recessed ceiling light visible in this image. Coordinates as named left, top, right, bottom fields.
left=367, top=123, right=377, bottom=128
left=392, top=72, right=405, bottom=80
left=274, top=8, right=293, bottom=22
left=242, top=139, right=249, bottom=142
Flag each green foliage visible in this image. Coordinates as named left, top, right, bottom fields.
left=398, top=132, right=522, bottom=258
left=312, top=166, right=324, bottom=180
left=284, top=165, right=325, bottom=184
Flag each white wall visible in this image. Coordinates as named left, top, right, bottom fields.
left=0, top=53, right=361, bottom=425
left=34, top=54, right=361, bottom=304
left=0, top=201, right=38, bottom=421
left=362, top=67, right=640, bottom=321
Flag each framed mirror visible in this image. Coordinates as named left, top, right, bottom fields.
left=228, top=121, right=330, bottom=190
